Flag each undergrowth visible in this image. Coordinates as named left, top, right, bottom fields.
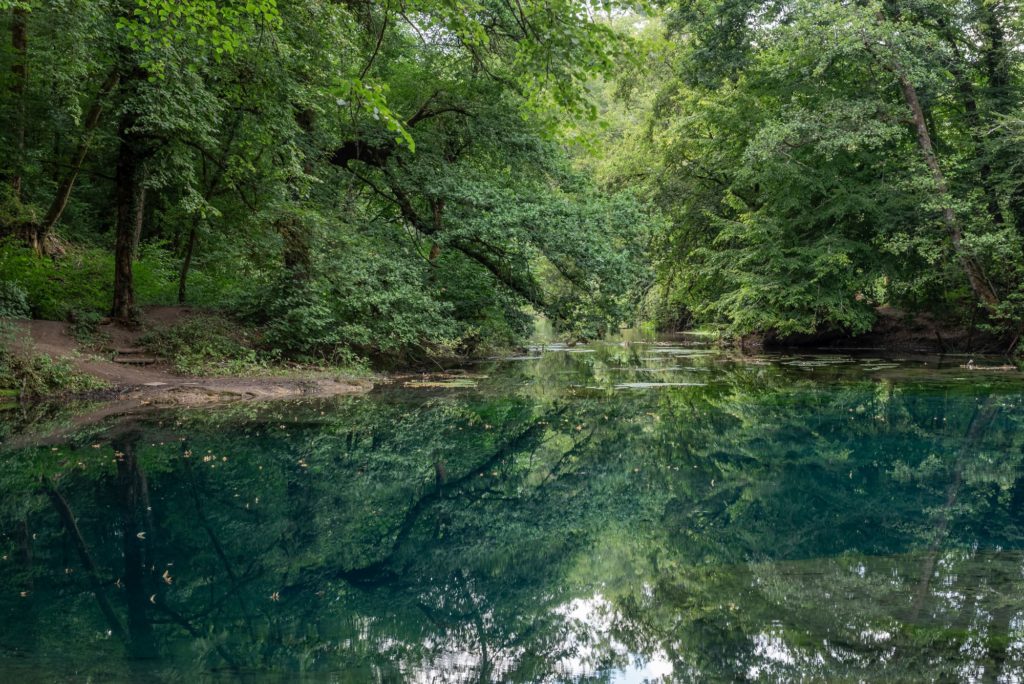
left=138, top=315, right=370, bottom=377
left=0, top=322, right=107, bottom=398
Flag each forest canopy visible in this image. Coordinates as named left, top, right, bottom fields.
left=636, top=0, right=1024, bottom=346
left=1, top=0, right=1023, bottom=363
left=0, top=0, right=653, bottom=363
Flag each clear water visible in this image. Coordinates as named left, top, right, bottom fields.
left=2, top=338, right=1024, bottom=682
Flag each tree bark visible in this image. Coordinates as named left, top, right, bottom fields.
left=1010, top=185, right=1024, bottom=238
left=973, top=3, right=1024, bottom=240
left=177, top=226, right=197, bottom=304
left=130, top=182, right=146, bottom=259
left=896, top=73, right=1000, bottom=307
left=176, top=113, right=244, bottom=303
left=10, top=7, right=27, bottom=200
left=938, top=25, right=1005, bottom=227
left=979, top=3, right=1011, bottom=109
left=111, top=114, right=144, bottom=322
left=274, top=109, right=316, bottom=278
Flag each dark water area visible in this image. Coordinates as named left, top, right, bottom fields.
left=2, top=337, right=1024, bottom=682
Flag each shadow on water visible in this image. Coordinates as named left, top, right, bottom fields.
left=2, top=340, right=1024, bottom=681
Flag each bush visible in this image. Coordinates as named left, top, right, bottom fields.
left=233, top=258, right=464, bottom=365
left=69, top=310, right=109, bottom=347
left=0, top=239, right=179, bottom=320
left=0, top=281, right=30, bottom=319
left=139, top=315, right=263, bottom=376
left=0, top=322, right=107, bottom=398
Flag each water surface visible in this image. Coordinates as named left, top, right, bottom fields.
left=2, top=339, right=1024, bottom=682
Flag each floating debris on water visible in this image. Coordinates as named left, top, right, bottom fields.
left=646, top=348, right=716, bottom=355
left=404, top=379, right=479, bottom=388
left=781, top=358, right=855, bottom=367
left=614, top=382, right=708, bottom=389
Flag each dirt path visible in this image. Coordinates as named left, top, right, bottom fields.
left=26, top=320, right=183, bottom=385
left=15, top=310, right=373, bottom=405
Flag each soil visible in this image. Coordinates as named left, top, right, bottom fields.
left=12, top=307, right=373, bottom=405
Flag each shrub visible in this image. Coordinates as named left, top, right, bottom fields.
left=0, top=239, right=179, bottom=320
left=0, top=322, right=107, bottom=398
left=234, top=262, right=464, bottom=365
left=139, top=315, right=262, bottom=375
left=68, top=310, right=110, bottom=347
left=0, top=281, right=30, bottom=319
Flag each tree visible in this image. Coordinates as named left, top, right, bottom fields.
left=638, top=0, right=1024, bottom=344
left=0, top=0, right=654, bottom=349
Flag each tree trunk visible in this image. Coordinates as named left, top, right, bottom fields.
left=974, top=4, right=1024, bottom=240
left=10, top=7, right=27, bottom=200
left=979, top=3, right=1011, bottom=109
left=277, top=213, right=311, bottom=279
left=176, top=112, right=243, bottom=304
left=177, top=225, right=197, bottom=304
left=275, top=108, right=316, bottom=279
left=44, top=479, right=127, bottom=641
left=130, top=181, right=146, bottom=259
left=111, top=116, right=143, bottom=322
left=939, top=29, right=1004, bottom=226
left=1010, top=185, right=1024, bottom=237
left=114, top=435, right=158, bottom=659
left=896, top=73, right=1000, bottom=307
left=34, top=69, right=120, bottom=252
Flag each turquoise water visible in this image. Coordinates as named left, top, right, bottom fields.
left=2, top=338, right=1024, bottom=682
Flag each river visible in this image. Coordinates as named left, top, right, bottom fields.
left=2, top=335, right=1024, bottom=681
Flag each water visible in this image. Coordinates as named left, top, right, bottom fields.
left=2, top=338, right=1024, bottom=682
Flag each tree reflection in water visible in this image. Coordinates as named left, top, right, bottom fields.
left=2, top=343, right=1024, bottom=681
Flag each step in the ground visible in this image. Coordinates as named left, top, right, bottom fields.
left=114, top=356, right=160, bottom=365
left=115, top=347, right=147, bottom=354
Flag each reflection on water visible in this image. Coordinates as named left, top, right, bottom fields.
left=2, top=340, right=1024, bottom=681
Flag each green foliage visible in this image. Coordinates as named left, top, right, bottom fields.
left=2, top=346, right=1024, bottom=679
left=0, top=242, right=110, bottom=318
left=236, top=262, right=462, bottom=365
left=0, top=322, right=106, bottom=397
left=7, top=0, right=1024, bottom=354
left=0, top=242, right=179, bottom=320
left=595, top=0, right=1024, bottom=344
left=0, top=281, right=29, bottom=319
left=0, top=0, right=654, bottom=363
left=139, top=315, right=262, bottom=375
left=0, top=184, right=35, bottom=229
left=68, top=310, right=109, bottom=347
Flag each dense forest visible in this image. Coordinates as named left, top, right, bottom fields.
left=1, top=0, right=1023, bottom=366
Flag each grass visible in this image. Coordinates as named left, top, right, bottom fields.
left=0, top=322, right=108, bottom=399
left=139, top=314, right=371, bottom=378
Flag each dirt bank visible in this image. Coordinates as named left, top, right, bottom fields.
left=13, top=310, right=373, bottom=405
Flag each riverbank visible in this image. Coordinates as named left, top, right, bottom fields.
left=739, top=306, right=1020, bottom=356
left=6, top=304, right=1020, bottom=408
left=4, top=308, right=374, bottom=405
